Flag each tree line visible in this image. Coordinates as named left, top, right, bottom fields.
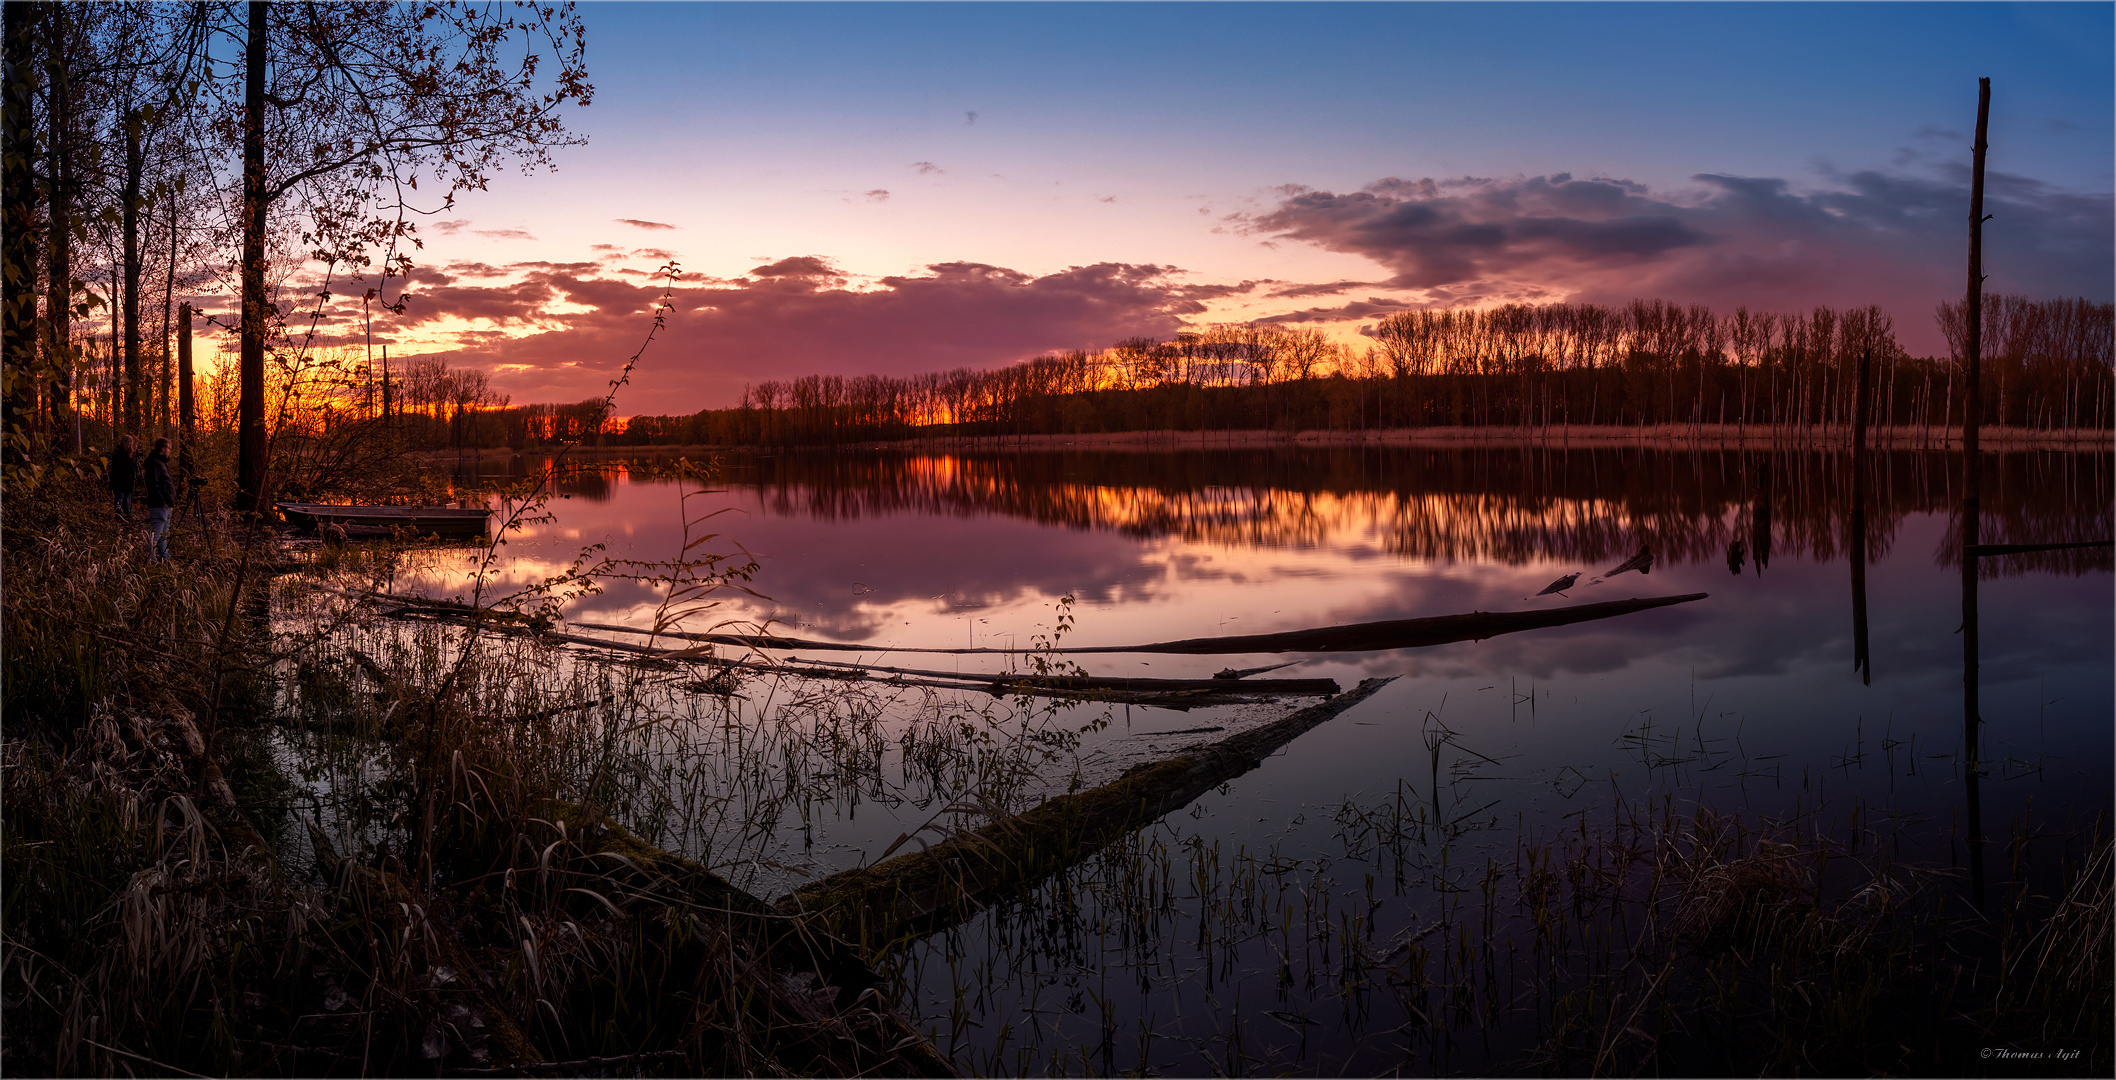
left=607, top=297, right=2112, bottom=449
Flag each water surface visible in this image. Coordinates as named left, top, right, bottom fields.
left=410, top=444, right=2109, bottom=1073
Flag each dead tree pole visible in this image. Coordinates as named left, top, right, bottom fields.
left=1961, top=76, right=1990, bottom=911
left=236, top=0, right=268, bottom=514
left=178, top=301, right=193, bottom=433
left=121, top=104, right=144, bottom=434
left=1851, top=339, right=1871, bottom=684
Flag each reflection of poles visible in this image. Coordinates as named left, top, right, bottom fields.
left=1749, top=457, right=1772, bottom=575
left=1961, top=77, right=1990, bottom=912
left=1851, top=343, right=1871, bottom=685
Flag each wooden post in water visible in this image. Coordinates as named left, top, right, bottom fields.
left=1961, top=76, right=1990, bottom=911
left=1851, top=341, right=1871, bottom=685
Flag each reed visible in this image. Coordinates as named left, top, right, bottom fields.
left=880, top=710, right=2111, bottom=1077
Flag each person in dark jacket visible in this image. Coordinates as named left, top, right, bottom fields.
left=144, top=437, right=176, bottom=561
left=109, top=435, right=138, bottom=518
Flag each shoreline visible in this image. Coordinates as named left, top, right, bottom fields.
left=424, top=423, right=2116, bottom=461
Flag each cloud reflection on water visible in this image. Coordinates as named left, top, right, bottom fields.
left=404, top=447, right=2108, bottom=702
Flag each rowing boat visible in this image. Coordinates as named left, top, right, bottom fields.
left=276, top=502, right=492, bottom=538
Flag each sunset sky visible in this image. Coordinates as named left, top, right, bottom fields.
left=240, top=2, right=2114, bottom=412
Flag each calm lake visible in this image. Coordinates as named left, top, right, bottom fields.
left=397, top=443, right=2108, bottom=1074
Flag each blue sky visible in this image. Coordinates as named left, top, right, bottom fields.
left=360, top=2, right=2112, bottom=409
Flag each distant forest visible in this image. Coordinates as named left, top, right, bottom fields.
left=607, top=296, right=2112, bottom=449
left=231, top=295, right=2114, bottom=455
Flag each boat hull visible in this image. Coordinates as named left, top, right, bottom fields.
left=276, top=502, right=492, bottom=538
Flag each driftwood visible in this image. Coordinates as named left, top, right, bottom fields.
left=1214, top=661, right=1302, bottom=679
left=1053, top=592, right=1707, bottom=654
left=332, top=588, right=1341, bottom=705
left=1964, top=540, right=2113, bottom=556
left=777, top=677, right=1398, bottom=952
left=989, top=672, right=1339, bottom=694
left=445, top=1050, right=691, bottom=1077
left=705, top=653, right=1336, bottom=696
left=339, top=584, right=1707, bottom=658
left=508, top=694, right=614, bottom=724
left=306, top=824, right=548, bottom=1070
left=1597, top=545, right=1655, bottom=579
left=531, top=802, right=961, bottom=1078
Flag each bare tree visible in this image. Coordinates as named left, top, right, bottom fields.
left=209, top=0, right=590, bottom=512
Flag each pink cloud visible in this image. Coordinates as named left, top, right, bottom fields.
left=393, top=260, right=1202, bottom=409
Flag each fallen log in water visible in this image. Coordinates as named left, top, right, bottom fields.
left=528, top=801, right=963, bottom=1077
left=1964, top=540, right=2113, bottom=556
left=339, top=584, right=1706, bottom=657
left=725, top=653, right=1337, bottom=695
left=1068, top=593, right=1708, bottom=654
left=777, top=676, right=1397, bottom=954
left=325, top=586, right=1342, bottom=704
left=626, top=593, right=1706, bottom=655
left=307, top=824, right=548, bottom=1070
left=988, top=672, right=1340, bottom=694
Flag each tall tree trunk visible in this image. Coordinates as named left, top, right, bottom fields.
left=2, top=1, right=42, bottom=466
left=122, top=104, right=143, bottom=433
left=162, top=183, right=177, bottom=436
left=42, top=2, right=72, bottom=453
left=179, top=301, right=193, bottom=434
left=237, top=0, right=268, bottom=513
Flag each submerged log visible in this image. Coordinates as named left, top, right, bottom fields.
left=989, top=672, right=1339, bottom=694
left=1964, top=540, right=2113, bottom=556
left=307, top=824, right=548, bottom=1070
left=1061, top=592, right=1708, bottom=655
left=575, top=593, right=1706, bottom=657
left=777, top=677, right=1398, bottom=953
left=531, top=802, right=963, bottom=1078
left=338, top=585, right=1706, bottom=658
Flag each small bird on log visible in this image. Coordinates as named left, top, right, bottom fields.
left=1532, top=572, right=1580, bottom=598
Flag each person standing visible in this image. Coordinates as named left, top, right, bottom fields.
left=144, top=437, right=176, bottom=561
left=109, top=435, right=138, bottom=519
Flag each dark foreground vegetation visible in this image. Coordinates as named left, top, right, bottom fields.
left=0, top=464, right=974, bottom=1076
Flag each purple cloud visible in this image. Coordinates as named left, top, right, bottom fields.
left=397, top=260, right=1203, bottom=409
left=616, top=218, right=677, bottom=230
left=1251, top=169, right=2113, bottom=354
left=1266, top=279, right=1383, bottom=299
